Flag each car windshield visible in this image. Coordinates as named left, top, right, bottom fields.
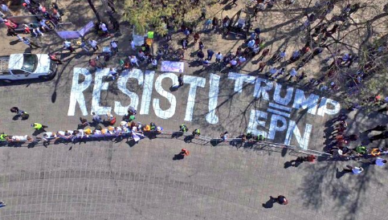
left=21, top=54, right=38, bottom=72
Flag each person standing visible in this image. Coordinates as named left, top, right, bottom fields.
left=220, top=131, right=229, bottom=142
left=193, top=32, right=200, bottom=43
left=6, top=28, right=17, bottom=37
left=130, top=40, right=136, bottom=50
left=130, top=55, right=139, bottom=67
left=257, top=62, right=266, bottom=72
left=272, top=195, right=288, bottom=205
left=179, top=124, right=188, bottom=133
left=10, top=107, right=29, bottom=119
left=1, top=3, right=12, bottom=15
left=288, top=68, right=298, bottom=81
left=215, top=52, right=223, bottom=63
left=99, top=22, right=108, bottom=35
left=192, top=129, right=200, bottom=137
left=198, top=41, right=204, bottom=51
left=31, top=123, right=48, bottom=131
left=63, top=40, right=74, bottom=53
left=21, top=37, right=40, bottom=48
left=180, top=148, right=190, bottom=157
left=109, top=67, right=117, bottom=80
left=342, top=165, right=364, bottom=175
left=110, top=40, right=118, bottom=53
left=0, top=132, right=8, bottom=142
left=207, top=49, right=214, bottom=61
left=0, top=201, right=6, bottom=208
left=89, top=40, right=99, bottom=51
left=372, top=157, right=387, bottom=166
left=4, top=19, right=17, bottom=29
left=92, top=112, right=102, bottom=124
left=178, top=74, right=183, bottom=87
left=49, top=52, right=62, bottom=64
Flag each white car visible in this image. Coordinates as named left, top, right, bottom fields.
left=0, top=53, right=57, bottom=83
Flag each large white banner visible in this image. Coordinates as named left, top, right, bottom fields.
left=68, top=68, right=341, bottom=150
left=160, top=61, right=184, bottom=73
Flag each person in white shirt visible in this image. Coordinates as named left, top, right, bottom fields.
left=342, top=165, right=363, bottom=175
left=63, top=40, right=74, bottom=53
left=92, top=112, right=102, bottom=123
left=268, top=67, right=278, bottom=77
left=130, top=55, right=139, bottom=67
left=22, top=37, right=40, bottom=48
left=151, top=58, right=157, bottom=67
left=89, top=40, right=99, bottom=51
left=110, top=40, right=118, bottom=53
left=1, top=4, right=11, bottom=15
left=99, top=22, right=108, bottom=34
left=42, top=132, right=56, bottom=146
left=10, top=135, right=29, bottom=142
left=229, top=59, right=237, bottom=67
left=130, top=40, right=135, bottom=50
left=215, top=52, right=223, bottom=63
left=220, top=131, right=229, bottom=142
left=288, top=68, right=298, bottom=81
left=238, top=56, right=246, bottom=65
left=278, top=50, right=286, bottom=61
left=291, top=50, right=300, bottom=61
left=373, top=157, right=387, bottom=166
left=16, top=34, right=23, bottom=42
left=109, top=68, right=117, bottom=80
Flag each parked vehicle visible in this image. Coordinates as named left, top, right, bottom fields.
left=0, top=53, right=57, bottom=83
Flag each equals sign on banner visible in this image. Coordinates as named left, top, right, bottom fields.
left=268, top=102, right=291, bottom=118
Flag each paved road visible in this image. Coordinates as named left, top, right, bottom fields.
left=1, top=1, right=388, bottom=219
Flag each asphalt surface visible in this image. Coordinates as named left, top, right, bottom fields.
left=1, top=1, right=388, bottom=220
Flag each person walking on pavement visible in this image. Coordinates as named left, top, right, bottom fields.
left=31, top=123, right=48, bottom=131
left=0, top=201, right=6, bottom=208
left=63, top=40, right=74, bottom=53
left=21, top=37, right=40, bottom=48
left=173, top=148, right=190, bottom=160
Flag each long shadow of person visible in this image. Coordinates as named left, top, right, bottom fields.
left=184, top=135, right=195, bottom=143
left=336, top=168, right=348, bottom=179
left=32, top=129, right=45, bottom=136
left=171, top=131, right=183, bottom=139
left=12, top=115, right=21, bottom=120
left=173, top=154, right=184, bottom=160
left=262, top=196, right=276, bottom=208
left=284, top=159, right=303, bottom=169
